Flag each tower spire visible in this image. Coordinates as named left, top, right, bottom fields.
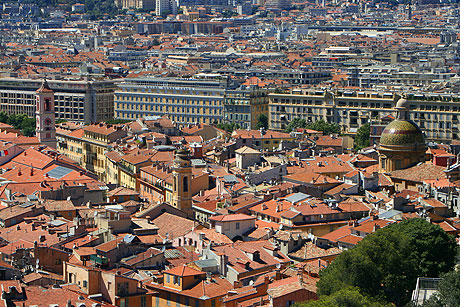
left=395, top=94, right=410, bottom=121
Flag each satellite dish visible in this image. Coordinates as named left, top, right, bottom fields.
left=36, top=258, right=40, bottom=269
left=276, top=263, right=281, bottom=269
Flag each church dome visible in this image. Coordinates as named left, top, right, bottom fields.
left=379, top=120, right=425, bottom=146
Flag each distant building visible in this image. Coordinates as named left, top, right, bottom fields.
left=115, top=77, right=231, bottom=126
left=71, top=3, right=85, bottom=12
left=0, top=78, right=116, bottom=123
left=237, top=2, right=252, bottom=15
left=265, top=0, right=291, bottom=10
left=269, top=90, right=460, bottom=143
left=156, top=0, right=177, bottom=16
left=115, top=0, right=155, bottom=10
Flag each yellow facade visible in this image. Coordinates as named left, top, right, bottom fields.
left=81, top=125, right=127, bottom=181
left=114, top=78, right=228, bottom=127
left=57, top=132, right=84, bottom=165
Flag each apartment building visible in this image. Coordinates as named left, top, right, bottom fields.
left=0, top=78, right=116, bottom=123
left=216, top=68, right=332, bottom=85
left=115, top=77, right=231, bottom=126
left=269, top=89, right=460, bottom=143
left=82, top=124, right=127, bottom=181
left=347, top=65, right=456, bottom=88
left=224, top=89, right=268, bottom=129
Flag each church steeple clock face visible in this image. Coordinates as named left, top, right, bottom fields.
left=45, top=118, right=52, bottom=126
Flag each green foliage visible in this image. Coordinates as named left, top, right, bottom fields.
left=285, top=118, right=306, bottom=133
left=255, top=114, right=268, bottom=130
left=307, top=119, right=340, bottom=135
left=317, top=219, right=457, bottom=307
left=105, top=119, right=131, bottom=125
left=355, top=123, right=370, bottom=150
left=0, top=112, right=36, bottom=137
left=216, top=122, right=240, bottom=133
left=284, top=118, right=341, bottom=135
left=295, top=287, right=393, bottom=307
left=222, top=10, right=238, bottom=17
left=55, top=119, right=68, bottom=124
left=421, top=269, right=460, bottom=306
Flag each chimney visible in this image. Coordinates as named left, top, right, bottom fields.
left=233, top=280, right=241, bottom=288
left=297, top=268, right=303, bottom=285
left=275, top=268, right=281, bottom=280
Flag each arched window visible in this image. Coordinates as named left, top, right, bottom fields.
left=44, top=99, right=51, bottom=111
left=183, top=176, right=188, bottom=193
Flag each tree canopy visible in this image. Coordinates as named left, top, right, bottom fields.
left=255, top=114, right=268, bottom=130
left=354, top=123, right=370, bottom=150
left=295, top=287, right=393, bottom=307
left=307, top=119, right=340, bottom=135
left=216, top=122, right=240, bottom=133
left=284, top=118, right=341, bottom=135
left=317, top=219, right=457, bottom=307
left=0, top=112, right=36, bottom=137
left=284, top=118, right=306, bottom=132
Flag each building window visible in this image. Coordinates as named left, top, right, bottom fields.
left=167, top=293, right=171, bottom=306
left=141, top=296, right=146, bottom=307
left=45, top=99, right=51, bottom=111
left=236, top=222, right=240, bottom=230
left=183, top=176, right=188, bottom=193
left=83, top=280, right=87, bottom=288
left=211, top=299, right=216, bottom=307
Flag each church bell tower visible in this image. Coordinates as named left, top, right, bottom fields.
left=172, top=147, right=193, bottom=217
left=36, top=79, right=57, bottom=149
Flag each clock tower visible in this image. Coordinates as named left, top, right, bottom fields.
left=36, top=79, right=56, bottom=149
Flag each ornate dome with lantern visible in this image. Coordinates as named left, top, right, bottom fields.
left=378, top=96, right=427, bottom=173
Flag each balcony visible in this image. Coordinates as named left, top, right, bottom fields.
left=90, top=254, right=108, bottom=265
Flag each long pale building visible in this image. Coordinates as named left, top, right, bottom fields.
left=269, top=89, right=460, bottom=143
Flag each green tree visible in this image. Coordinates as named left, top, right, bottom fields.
left=355, top=123, right=370, bottom=150
left=216, top=122, right=240, bottom=133
left=285, top=118, right=306, bottom=132
left=0, top=112, right=36, bottom=137
left=420, top=269, right=460, bottom=306
left=106, top=119, right=131, bottom=125
left=306, top=119, right=340, bottom=135
left=295, top=287, right=392, bottom=307
left=317, top=219, right=457, bottom=307
left=255, top=114, right=268, bottom=130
